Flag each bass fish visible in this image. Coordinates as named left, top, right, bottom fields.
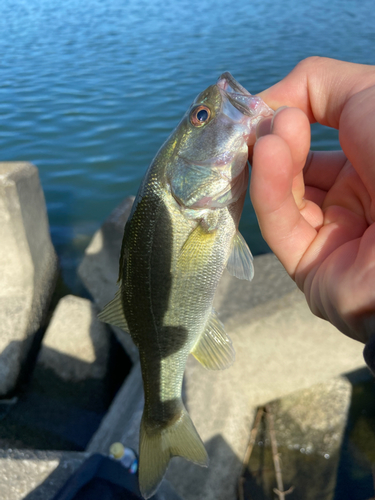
left=99, top=73, right=273, bottom=498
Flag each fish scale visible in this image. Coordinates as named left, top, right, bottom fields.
left=99, top=72, right=273, bottom=498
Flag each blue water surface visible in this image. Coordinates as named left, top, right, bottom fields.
left=0, top=0, right=374, bottom=290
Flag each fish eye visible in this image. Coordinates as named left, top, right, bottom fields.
left=190, top=105, right=211, bottom=127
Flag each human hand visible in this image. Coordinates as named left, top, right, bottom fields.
left=250, top=57, right=375, bottom=356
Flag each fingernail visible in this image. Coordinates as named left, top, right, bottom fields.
left=270, top=105, right=288, bottom=132
left=256, top=116, right=272, bottom=139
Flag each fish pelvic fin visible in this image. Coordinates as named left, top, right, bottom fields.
left=97, top=286, right=129, bottom=332
left=139, top=406, right=208, bottom=499
left=226, top=231, right=254, bottom=281
left=192, top=309, right=235, bottom=370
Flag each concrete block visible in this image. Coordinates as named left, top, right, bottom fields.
left=214, top=252, right=298, bottom=324
left=78, top=196, right=138, bottom=362
left=87, top=361, right=144, bottom=454
left=38, top=295, right=110, bottom=381
left=86, top=253, right=366, bottom=500
left=260, top=377, right=353, bottom=500
left=167, top=273, right=364, bottom=500
left=0, top=448, right=181, bottom=500
left=0, top=162, right=58, bottom=396
left=0, top=449, right=89, bottom=500
left=87, top=362, right=182, bottom=499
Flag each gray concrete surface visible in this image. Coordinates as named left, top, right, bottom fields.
left=0, top=448, right=182, bottom=500
left=265, top=377, right=353, bottom=500
left=87, top=253, right=366, bottom=500
left=168, top=267, right=364, bottom=500
left=1, top=174, right=367, bottom=499
left=78, top=196, right=138, bottom=362
left=0, top=449, right=89, bottom=500
left=0, top=162, right=58, bottom=396
left=38, top=295, right=110, bottom=381
left=87, top=361, right=143, bottom=454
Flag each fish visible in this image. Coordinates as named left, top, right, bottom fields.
left=99, top=72, right=273, bottom=498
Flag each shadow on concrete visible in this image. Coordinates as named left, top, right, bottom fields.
left=9, top=269, right=70, bottom=400
left=233, top=367, right=375, bottom=500
left=166, top=434, right=243, bottom=500
left=10, top=366, right=375, bottom=500
left=16, top=451, right=88, bottom=500
left=19, top=435, right=243, bottom=500
left=334, top=367, right=375, bottom=500
left=242, top=410, right=339, bottom=500
left=17, top=435, right=240, bottom=500
left=21, top=452, right=182, bottom=500
left=0, top=324, right=131, bottom=451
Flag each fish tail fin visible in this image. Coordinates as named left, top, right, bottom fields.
left=139, top=406, right=209, bottom=499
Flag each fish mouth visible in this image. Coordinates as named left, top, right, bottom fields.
left=217, top=72, right=270, bottom=119
left=217, top=72, right=252, bottom=97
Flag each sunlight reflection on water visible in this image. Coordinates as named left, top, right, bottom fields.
left=0, top=0, right=374, bottom=288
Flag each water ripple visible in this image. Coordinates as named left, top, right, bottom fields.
left=0, top=0, right=374, bottom=289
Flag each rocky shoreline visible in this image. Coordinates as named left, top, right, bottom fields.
left=0, top=162, right=369, bottom=500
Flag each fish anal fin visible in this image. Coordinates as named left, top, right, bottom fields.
left=139, top=406, right=208, bottom=499
left=226, top=231, right=254, bottom=281
left=98, top=286, right=129, bottom=332
left=192, top=310, right=235, bottom=370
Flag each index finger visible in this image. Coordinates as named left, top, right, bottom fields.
left=258, top=56, right=375, bottom=128
left=258, top=57, right=375, bottom=217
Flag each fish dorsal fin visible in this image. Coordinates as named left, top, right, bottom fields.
left=191, top=310, right=235, bottom=370
left=98, top=286, right=129, bottom=332
left=226, top=231, right=254, bottom=281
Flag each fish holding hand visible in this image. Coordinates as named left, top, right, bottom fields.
left=99, top=73, right=273, bottom=498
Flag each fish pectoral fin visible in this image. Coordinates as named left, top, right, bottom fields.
left=139, top=405, right=208, bottom=499
left=178, top=222, right=217, bottom=268
left=97, top=286, right=129, bottom=332
left=226, top=231, right=254, bottom=281
left=192, top=310, right=235, bottom=370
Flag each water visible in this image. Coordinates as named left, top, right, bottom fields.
left=0, top=0, right=374, bottom=290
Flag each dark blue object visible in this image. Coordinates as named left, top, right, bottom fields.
left=51, top=454, right=155, bottom=500
left=197, top=109, right=208, bottom=122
